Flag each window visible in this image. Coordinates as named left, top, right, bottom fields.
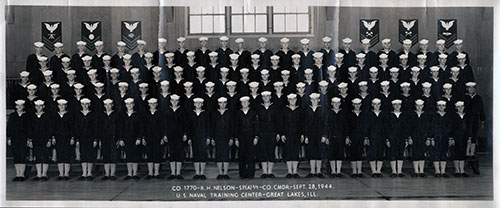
left=272, top=6, right=310, bottom=33
left=188, top=6, right=226, bottom=34
left=230, top=6, right=268, bottom=34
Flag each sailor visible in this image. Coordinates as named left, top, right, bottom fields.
left=386, top=99, right=407, bottom=177
left=30, top=100, right=53, bottom=181
left=71, top=41, right=89, bottom=72
left=432, top=39, right=448, bottom=66
left=165, top=94, right=188, bottom=180
left=132, top=40, right=147, bottom=68
left=319, top=36, right=335, bottom=66
left=256, top=91, right=280, bottom=179
left=52, top=99, right=73, bottom=180
left=312, top=52, right=326, bottom=81
left=416, top=39, right=433, bottom=66
left=360, top=38, right=378, bottom=68
left=206, top=51, right=220, bottom=81
left=228, top=53, right=241, bottom=81
left=408, top=99, right=431, bottom=177
left=339, top=38, right=356, bottom=67
left=275, top=37, right=295, bottom=69
left=164, top=52, right=176, bottom=82
left=397, top=39, right=417, bottom=67
left=326, top=97, right=346, bottom=178
left=195, top=36, right=211, bottom=67
left=234, top=38, right=251, bottom=68
left=188, top=98, right=210, bottom=180
left=378, top=38, right=398, bottom=67
left=92, top=41, right=108, bottom=71
left=253, top=37, right=273, bottom=69
left=463, top=82, right=485, bottom=175
left=430, top=100, right=453, bottom=178
left=377, top=53, right=390, bottom=81
left=73, top=98, right=97, bottom=181
left=120, top=97, right=144, bottom=181
left=269, top=55, right=282, bottom=82
left=451, top=101, right=471, bottom=177
left=346, top=98, right=368, bottom=178
left=118, top=54, right=133, bottom=82
left=234, top=96, right=258, bottom=179
left=448, top=39, right=470, bottom=67
left=110, top=41, right=126, bottom=68
left=457, top=53, right=475, bottom=82
left=304, top=93, right=327, bottom=178
left=153, top=38, right=168, bottom=66
left=366, top=98, right=387, bottom=177
left=174, top=37, right=190, bottom=66
left=298, top=38, right=314, bottom=69
left=183, top=51, right=198, bottom=82
left=211, top=97, right=233, bottom=180
left=216, top=36, right=233, bottom=67
left=248, top=54, right=263, bottom=81
left=398, top=54, right=411, bottom=82
left=26, top=42, right=45, bottom=74
left=7, top=100, right=30, bottom=181
left=281, top=93, right=304, bottom=178
left=143, top=98, right=167, bottom=180
left=355, top=53, right=369, bottom=81
left=49, top=42, right=70, bottom=79
left=97, top=98, right=121, bottom=181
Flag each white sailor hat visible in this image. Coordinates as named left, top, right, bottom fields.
left=287, top=93, right=297, bottom=99
left=319, top=80, right=328, bottom=87
left=421, top=82, right=432, bottom=88
left=380, top=80, right=390, bottom=86
left=270, top=55, right=279, bottom=60
left=226, top=81, right=237, bottom=86
left=220, top=67, right=229, bottom=73
left=118, top=82, right=128, bottom=87
left=296, top=82, right=306, bottom=88
left=381, top=38, right=391, bottom=44
left=411, top=66, right=421, bottom=72
left=417, top=54, right=427, bottom=59
left=170, top=94, right=180, bottom=100
left=196, top=66, right=206, bottom=72
left=158, top=38, right=167, bottom=43
left=74, top=83, right=85, bottom=89
left=300, top=38, right=310, bottom=44
left=144, top=52, right=153, bottom=58
left=27, top=84, right=37, bottom=90
left=219, top=36, right=229, bottom=41
left=304, top=68, right=313, bottom=74
left=139, top=83, right=149, bottom=88
left=430, top=66, right=440, bottom=72
left=419, top=39, right=429, bottom=44
left=183, top=81, right=193, bottom=87
left=415, top=99, right=424, bottom=105
left=165, top=52, right=175, bottom=58
left=361, top=38, right=370, bottom=44
left=281, top=70, right=290, bottom=75
left=292, top=54, right=301, bottom=59
left=137, top=40, right=147, bottom=45
left=20, top=71, right=30, bottom=77
left=86, top=69, right=97, bottom=75
left=322, top=36, right=332, bottom=42
left=399, top=54, right=408, bottom=59
left=230, top=53, right=240, bottom=60
left=391, top=99, right=402, bottom=105
left=80, top=98, right=91, bottom=104
left=103, top=99, right=113, bottom=104
left=358, top=81, right=368, bottom=86
left=251, top=54, right=260, bottom=59
left=174, top=66, right=183, bottom=72
left=309, top=93, right=320, bottom=99
left=356, top=53, right=366, bottom=58
left=400, top=82, right=410, bottom=87
left=327, top=66, right=336, bottom=72
left=240, top=68, right=249, bottom=73
left=205, top=82, right=215, bottom=87
left=260, top=69, right=270, bottom=75
left=103, top=55, right=111, bottom=61
left=217, top=97, right=228, bottom=102
left=199, top=36, right=208, bottom=41
left=403, top=39, right=412, bottom=45
left=61, top=57, right=71, bottom=62
left=81, top=55, right=92, bottom=61
left=50, top=83, right=60, bottom=89
left=280, top=37, right=290, bottom=43
left=455, top=101, right=464, bottom=107
left=258, top=37, right=267, bottom=42
left=313, top=52, right=323, bottom=58
left=348, top=67, right=357, bottom=73
left=66, top=69, right=76, bottom=75
left=193, top=98, right=204, bottom=103
left=379, top=53, right=388, bottom=59
left=34, top=100, right=45, bottom=105
left=186, top=51, right=195, bottom=57
left=235, top=38, right=244, bottom=43
left=160, top=80, right=170, bottom=86
left=457, top=53, right=466, bottom=59
left=76, top=41, right=86, bottom=46
left=437, top=100, right=447, bottom=105
left=465, top=82, right=476, bottom=87
left=38, top=56, right=48, bottom=62
left=123, top=54, right=132, bottom=60
left=369, top=67, right=379, bottom=72
left=389, top=67, right=399, bottom=73
left=110, top=68, right=119, bottom=73
left=438, top=54, right=448, bottom=59
left=239, top=96, right=250, bottom=102
left=352, top=98, right=362, bottom=104
left=177, top=37, right=186, bottom=42
left=342, top=38, right=352, bottom=43
left=54, top=42, right=63, bottom=48
left=454, top=39, right=463, bottom=44
left=209, top=51, right=218, bottom=57
left=338, top=82, right=348, bottom=88
left=443, top=83, right=452, bottom=89
left=124, top=98, right=134, bottom=104
left=130, top=68, right=140, bottom=74
left=42, top=70, right=53, bottom=76
left=273, top=81, right=284, bottom=87
left=117, top=41, right=126, bottom=46
left=249, top=82, right=259, bottom=88
left=436, top=39, right=445, bottom=45
left=94, top=82, right=104, bottom=88
left=94, top=41, right=104, bottom=46
left=15, top=100, right=25, bottom=105
left=331, top=97, right=341, bottom=103
left=372, top=98, right=381, bottom=104
left=261, top=91, right=272, bottom=96
left=57, top=99, right=68, bottom=105
left=450, top=67, right=460, bottom=72
left=148, top=98, right=158, bottom=104
left=34, top=41, right=44, bottom=47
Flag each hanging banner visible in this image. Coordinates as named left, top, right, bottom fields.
left=359, top=19, right=379, bottom=48
left=82, top=21, right=101, bottom=51
left=42, top=21, right=62, bottom=51
left=121, top=21, right=142, bottom=50
left=399, top=19, right=418, bottom=46
left=437, top=19, right=457, bottom=48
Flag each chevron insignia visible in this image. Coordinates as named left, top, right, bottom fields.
left=359, top=19, right=379, bottom=48
left=399, top=19, right=418, bottom=46
left=437, top=19, right=457, bottom=48
left=41, top=21, right=62, bottom=51
left=121, top=21, right=142, bottom=50
left=82, top=21, right=102, bottom=51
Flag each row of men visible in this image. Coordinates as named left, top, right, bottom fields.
left=7, top=80, right=484, bottom=181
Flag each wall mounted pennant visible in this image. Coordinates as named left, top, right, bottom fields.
left=42, top=21, right=62, bottom=51
left=437, top=19, right=457, bottom=48
left=359, top=19, right=379, bottom=48
left=121, top=21, right=142, bottom=50
left=82, top=21, right=101, bottom=51
left=399, top=19, right=418, bottom=46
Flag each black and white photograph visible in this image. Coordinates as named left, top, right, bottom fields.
left=1, top=0, right=498, bottom=207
